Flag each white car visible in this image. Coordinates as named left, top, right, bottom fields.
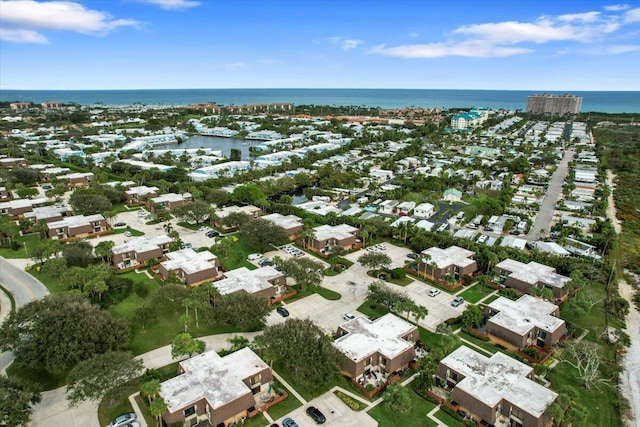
left=109, top=413, right=136, bottom=427
left=375, top=243, right=386, bottom=250
left=247, top=253, right=263, bottom=261
left=366, top=246, right=377, bottom=252
left=124, top=231, right=132, bottom=237
left=343, top=313, right=356, bottom=321
left=428, top=288, right=441, bottom=297
left=477, top=234, right=488, bottom=244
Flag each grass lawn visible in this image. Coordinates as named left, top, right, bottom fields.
left=266, top=391, right=302, bottom=420
left=29, top=269, right=69, bottom=294
left=433, top=408, right=465, bottom=426
left=368, top=388, right=439, bottom=427
left=109, top=227, right=145, bottom=237
left=210, top=237, right=257, bottom=271
left=458, top=332, right=499, bottom=355
left=0, top=233, right=41, bottom=259
left=6, top=362, right=69, bottom=391
left=316, top=286, right=341, bottom=300
left=458, top=285, right=496, bottom=303
left=482, top=294, right=500, bottom=305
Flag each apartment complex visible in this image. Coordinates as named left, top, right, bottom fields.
left=417, top=246, right=478, bottom=282
left=158, top=248, right=221, bottom=285
left=112, top=234, right=173, bottom=270
left=526, top=93, right=582, bottom=115
left=494, top=259, right=571, bottom=300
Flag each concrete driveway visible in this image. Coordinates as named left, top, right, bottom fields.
left=30, top=387, right=100, bottom=427
left=272, top=390, right=377, bottom=427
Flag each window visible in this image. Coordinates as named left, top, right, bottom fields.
left=184, top=406, right=196, bottom=417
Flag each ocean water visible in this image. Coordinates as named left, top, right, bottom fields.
left=1, top=88, right=638, bottom=113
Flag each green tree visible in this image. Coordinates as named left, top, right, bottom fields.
left=172, top=200, right=212, bottom=225
left=0, top=295, right=129, bottom=372
left=41, top=256, right=68, bottom=277
left=140, top=379, right=161, bottom=405
left=69, top=192, right=112, bottom=215
left=232, top=184, right=266, bottom=205
left=62, top=241, right=94, bottom=267
left=95, top=240, right=115, bottom=263
left=367, top=281, right=409, bottom=311
left=221, top=211, right=251, bottom=230
left=133, top=304, right=158, bottom=332
left=149, top=397, right=168, bottom=427
left=227, top=335, right=250, bottom=352
left=548, top=385, right=588, bottom=427
left=413, top=354, right=437, bottom=392
left=239, top=219, right=289, bottom=252
left=0, top=375, right=42, bottom=427
left=461, top=304, right=484, bottom=328
left=171, top=333, right=205, bottom=359
left=260, top=319, right=341, bottom=394
left=213, top=293, right=270, bottom=329
left=7, top=168, right=39, bottom=185
left=65, top=351, right=144, bottom=406
left=382, top=382, right=412, bottom=414
left=230, top=148, right=242, bottom=161
left=279, top=257, right=325, bottom=289
left=357, top=252, right=392, bottom=270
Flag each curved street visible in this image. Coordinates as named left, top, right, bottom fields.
left=0, top=256, right=50, bottom=373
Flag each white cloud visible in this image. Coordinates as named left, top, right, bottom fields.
left=135, top=0, right=200, bottom=10
left=0, top=0, right=140, bottom=43
left=408, top=32, right=419, bottom=38
left=373, top=7, right=636, bottom=59
left=604, top=4, right=630, bottom=12
left=596, top=44, right=640, bottom=54
left=0, top=28, right=48, bottom=44
left=624, top=7, right=640, bottom=23
left=224, top=62, right=247, bottom=71
left=328, top=37, right=363, bottom=51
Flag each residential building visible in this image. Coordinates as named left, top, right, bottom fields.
left=396, top=201, right=416, bottom=216
left=526, top=93, right=582, bottom=115
left=261, top=213, right=303, bottom=238
left=485, top=295, right=567, bottom=349
left=0, top=198, right=48, bottom=217
left=158, top=248, right=221, bottom=285
left=23, top=205, right=70, bottom=223
left=0, top=186, right=9, bottom=200
left=9, top=102, right=31, bottom=110
left=47, top=214, right=108, bottom=240
left=437, top=346, right=557, bottom=427
left=413, top=202, right=435, bottom=219
left=58, top=172, right=94, bottom=186
left=311, top=224, right=359, bottom=251
left=41, top=101, right=64, bottom=109
left=159, top=348, right=273, bottom=427
left=214, top=205, right=262, bottom=230
left=417, top=246, right=478, bottom=282
left=112, top=235, right=173, bottom=270
left=450, top=109, right=489, bottom=131
left=0, top=157, right=27, bottom=168
left=125, top=186, right=159, bottom=205
left=213, top=266, right=285, bottom=299
left=150, top=192, right=192, bottom=212
left=378, top=199, right=399, bottom=214
left=443, top=188, right=462, bottom=202
left=334, top=313, right=418, bottom=380
left=494, top=259, right=571, bottom=300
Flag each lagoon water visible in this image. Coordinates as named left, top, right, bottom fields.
left=1, top=88, right=639, bottom=113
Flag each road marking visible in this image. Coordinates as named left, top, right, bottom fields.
left=8, top=273, right=37, bottom=301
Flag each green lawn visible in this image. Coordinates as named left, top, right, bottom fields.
left=210, top=236, right=257, bottom=271
left=29, top=269, right=70, bottom=294
left=482, top=294, right=500, bottom=305
left=109, top=227, right=145, bottom=237
left=6, top=362, right=69, bottom=391
left=433, top=408, right=465, bottom=426
left=0, top=233, right=41, bottom=259
left=316, top=286, right=341, bottom=300
left=458, top=285, right=496, bottom=303
left=368, top=388, right=439, bottom=427
left=266, top=387, right=302, bottom=420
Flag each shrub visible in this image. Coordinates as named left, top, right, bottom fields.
left=134, top=281, right=149, bottom=298
left=365, top=384, right=375, bottom=392
left=522, top=347, right=542, bottom=359
left=335, top=390, right=362, bottom=411
left=103, top=276, right=134, bottom=306
left=391, top=268, right=406, bottom=279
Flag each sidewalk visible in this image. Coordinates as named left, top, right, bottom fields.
left=0, top=285, right=13, bottom=324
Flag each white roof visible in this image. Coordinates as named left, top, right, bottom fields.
left=112, top=234, right=172, bottom=255
left=496, top=259, right=570, bottom=289
left=160, top=348, right=269, bottom=413
left=58, top=172, right=93, bottom=180
left=441, top=346, right=557, bottom=417
left=23, top=205, right=69, bottom=221
left=415, top=219, right=435, bottom=231
left=420, top=246, right=476, bottom=269
left=415, top=202, right=435, bottom=212
left=500, top=235, right=527, bottom=250
left=125, top=185, right=159, bottom=196
left=48, top=214, right=104, bottom=230
left=0, top=197, right=47, bottom=210
left=261, top=213, right=303, bottom=230
left=214, top=266, right=281, bottom=295
left=487, top=295, right=565, bottom=336
left=334, top=313, right=416, bottom=362
left=161, top=248, right=218, bottom=275
left=151, top=192, right=191, bottom=204
left=215, top=205, right=260, bottom=219
left=313, top=224, right=358, bottom=241
left=532, top=241, right=571, bottom=256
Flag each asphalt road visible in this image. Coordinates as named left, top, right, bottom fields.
left=527, top=148, right=575, bottom=240
left=0, top=256, right=50, bottom=373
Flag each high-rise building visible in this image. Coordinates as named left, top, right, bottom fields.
left=526, top=93, right=582, bottom=115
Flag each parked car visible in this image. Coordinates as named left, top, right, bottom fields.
left=306, top=406, right=327, bottom=424
left=114, top=222, right=126, bottom=227
left=428, top=288, right=441, bottom=297
left=375, top=243, right=386, bottom=250
left=343, top=312, right=356, bottom=321
left=282, top=418, right=298, bottom=427
left=276, top=307, right=289, bottom=317
left=247, top=253, right=263, bottom=261
left=407, top=253, right=419, bottom=259
left=109, top=413, right=136, bottom=427
left=258, top=258, right=272, bottom=266
left=41, top=184, right=53, bottom=190
left=451, top=296, right=465, bottom=307
left=124, top=231, right=132, bottom=237
left=181, top=242, right=192, bottom=249
left=206, top=230, right=219, bottom=238
left=198, top=225, right=210, bottom=231
left=477, top=235, right=488, bottom=244
left=509, top=229, right=521, bottom=235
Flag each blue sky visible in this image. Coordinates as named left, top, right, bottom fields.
left=1, top=0, right=639, bottom=90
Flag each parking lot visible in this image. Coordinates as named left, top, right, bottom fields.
left=272, top=390, right=377, bottom=427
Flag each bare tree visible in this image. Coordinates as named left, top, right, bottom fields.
left=561, top=342, right=610, bottom=391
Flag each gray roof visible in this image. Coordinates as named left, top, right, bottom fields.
left=214, top=266, right=282, bottom=295
left=112, top=234, right=172, bottom=255
left=496, top=259, right=570, bottom=289
left=441, top=346, right=557, bottom=417
left=487, top=295, right=565, bottom=336
left=420, top=245, right=475, bottom=269
left=161, top=248, right=218, bottom=275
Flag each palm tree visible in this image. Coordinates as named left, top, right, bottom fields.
left=149, top=397, right=168, bottom=427
left=299, top=228, right=315, bottom=249
left=140, top=379, right=160, bottom=405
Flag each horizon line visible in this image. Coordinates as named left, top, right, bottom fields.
left=2, top=87, right=639, bottom=92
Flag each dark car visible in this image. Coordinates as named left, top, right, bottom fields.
left=407, top=253, right=419, bottom=259
left=282, top=417, right=298, bottom=427
left=114, top=222, right=126, bottom=227
left=306, top=406, right=326, bottom=424
left=276, top=306, right=289, bottom=317
left=206, top=230, right=219, bottom=238
left=509, top=229, right=521, bottom=235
